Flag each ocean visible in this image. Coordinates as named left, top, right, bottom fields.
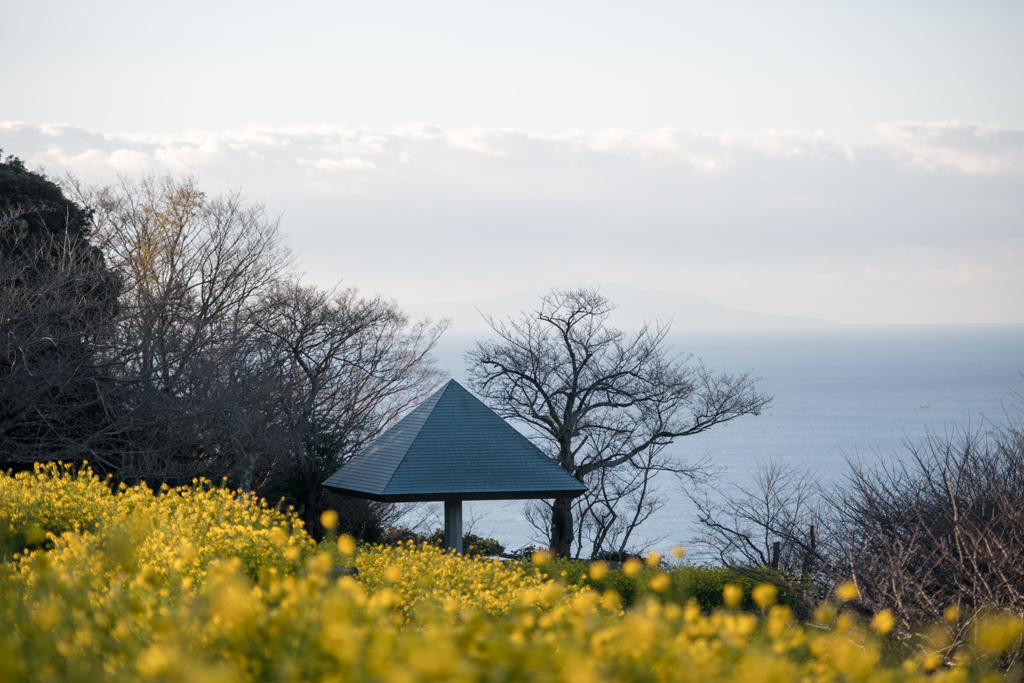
left=423, top=325, right=1024, bottom=557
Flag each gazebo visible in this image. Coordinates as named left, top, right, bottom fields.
left=321, top=379, right=586, bottom=553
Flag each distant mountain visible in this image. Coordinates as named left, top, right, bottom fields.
left=405, top=285, right=838, bottom=334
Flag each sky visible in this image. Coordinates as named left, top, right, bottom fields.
left=2, top=0, right=1022, bottom=325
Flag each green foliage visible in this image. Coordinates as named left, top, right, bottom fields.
left=533, top=557, right=805, bottom=611
left=426, top=529, right=505, bottom=556
left=381, top=525, right=505, bottom=557
left=0, top=152, right=93, bottom=253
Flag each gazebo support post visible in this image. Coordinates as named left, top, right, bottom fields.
left=444, top=500, right=463, bottom=554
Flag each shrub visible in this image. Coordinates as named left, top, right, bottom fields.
left=830, top=421, right=1024, bottom=632
left=692, top=411, right=1024, bottom=635
left=378, top=525, right=505, bottom=557
left=532, top=554, right=805, bottom=611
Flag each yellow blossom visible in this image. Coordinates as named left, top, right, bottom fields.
left=649, top=573, right=671, bottom=593
left=752, top=584, right=777, bottom=609
left=836, top=580, right=859, bottom=602
left=923, top=653, right=944, bottom=671
left=871, top=609, right=896, bottom=635
left=0, top=463, right=1015, bottom=683
left=723, top=584, right=743, bottom=609
left=976, top=613, right=1024, bottom=656
left=337, top=534, right=356, bottom=556
left=320, top=509, right=339, bottom=530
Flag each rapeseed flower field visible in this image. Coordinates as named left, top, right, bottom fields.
left=2, top=464, right=1021, bottom=682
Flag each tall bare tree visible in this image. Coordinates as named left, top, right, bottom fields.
left=466, top=287, right=772, bottom=557
left=255, top=281, right=448, bottom=530
left=6, top=166, right=448, bottom=535
left=59, top=174, right=294, bottom=481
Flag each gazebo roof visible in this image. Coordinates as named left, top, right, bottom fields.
left=321, top=379, right=587, bottom=502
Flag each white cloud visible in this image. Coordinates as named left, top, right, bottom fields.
left=443, top=127, right=505, bottom=156
left=39, top=123, right=72, bottom=138
left=2, top=120, right=1021, bottom=324
left=38, top=145, right=112, bottom=171
left=107, top=148, right=153, bottom=171
left=7, top=120, right=1021, bottom=182
left=877, top=121, right=1024, bottom=174
left=297, top=157, right=378, bottom=172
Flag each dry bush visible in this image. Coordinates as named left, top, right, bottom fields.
left=830, top=414, right=1024, bottom=631
left=691, top=404, right=1024, bottom=633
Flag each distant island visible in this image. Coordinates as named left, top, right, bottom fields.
left=405, top=284, right=840, bottom=334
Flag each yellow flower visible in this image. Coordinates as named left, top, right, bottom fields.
left=723, top=584, right=743, bottom=609
left=752, top=583, right=777, bottom=609
left=136, top=645, right=176, bottom=678
left=601, top=590, right=621, bottom=611
left=645, top=551, right=662, bottom=567
left=649, top=573, right=671, bottom=593
left=337, top=534, right=356, bottom=556
left=531, top=549, right=552, bottom=566
left=836, top=580, right=859, bottom=602
left=871, top=609, right=896, bottom=635
left=268, top=527, right=288, bottom=547
left=5, top=463, right=1004, bottom=683
left=814, top=604, right=836, bottom=624
left=320, top=509, right=339, bottom=530
left=836, top=614, right=855, bottom=631
left=622, top=557, right=643, bottom=578
left=670, top=545, right=686, bottom=560
left=923, top=653, right=944, bottom=671
left=945, top=605, right=961, bottom=622
left=976, top=613, right=1024, bottom=656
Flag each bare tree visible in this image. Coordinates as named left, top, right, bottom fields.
left=6, top=168, right=448, bottom=523
left=687, top=459, right=827, bottom=604
left=575, top=446, right=679, bottom=558
left=59, top=174, right=294, bottom=482
left=255, top=280, right=448, bottom=531
left=466, top=287, right=772, bottom=557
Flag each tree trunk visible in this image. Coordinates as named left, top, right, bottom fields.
left=550, top=497, right=574, bottom=557
left=301, top=469, right=321, bottom=539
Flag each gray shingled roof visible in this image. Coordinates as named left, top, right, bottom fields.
left=321, top=380, right=587, bottom=502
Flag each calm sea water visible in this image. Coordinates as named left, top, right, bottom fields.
left=425, top=325, right=1024, bottom=556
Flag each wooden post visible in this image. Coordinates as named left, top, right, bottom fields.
left=444, top=500, right=463, bottom=554
left=802, top=525, right=817, bottom=578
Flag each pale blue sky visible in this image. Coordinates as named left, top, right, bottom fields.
left=2, top=1, right=1022, bottom=324
left=4, top=1, right=1023, bottom=133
